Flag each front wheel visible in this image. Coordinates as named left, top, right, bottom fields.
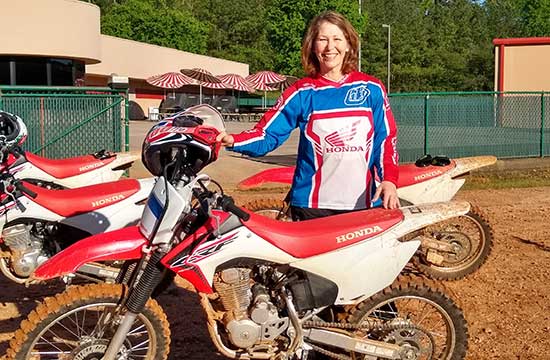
left=413, top=205, right=493, bottom=280
left=347, top=275, right=468, bottom=360
left=6, top=283, right=171, bottom=360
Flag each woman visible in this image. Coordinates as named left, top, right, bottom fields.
left=218, top=11, right=399, bottom=220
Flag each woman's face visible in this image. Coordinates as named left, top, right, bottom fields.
left=314, top=21, right=349, bottom=78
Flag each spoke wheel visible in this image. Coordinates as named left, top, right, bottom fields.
left=6, top=284, right=170, bottom=360
left=241, top=198, right=291, bottom=221
left=347, top=275, right=468, bottom=360
left=414, top=205, right=493, bottom=280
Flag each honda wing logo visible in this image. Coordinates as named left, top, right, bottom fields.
left=344, top=85, right=370, bottom=106
left=324, top=120, right=366, bottom=153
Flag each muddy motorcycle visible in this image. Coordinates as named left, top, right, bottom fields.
left=7, top=107, right=469, bottom=360
left=0, top=173, right=154, bottom=284
left=2, top=144, right=138, bottom=189
left=239, top=156, right=496, bottom=281
left=0, top=110, right=138, bottom=189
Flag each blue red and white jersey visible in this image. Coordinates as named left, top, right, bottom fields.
left=230, top=71, right=399, bottom=210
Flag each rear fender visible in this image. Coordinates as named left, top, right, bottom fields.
left=447, top=155, right=497, bottom=178
left=32, top=226, right=146, bottom=280
left=237, top=167, right=294, bottom=189
left=110, top=151, right=140, bottom=171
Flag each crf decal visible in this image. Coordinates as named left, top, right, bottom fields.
left=171, top=233, right=237, bottom=270
left=344, top=85, right=370, bottom=106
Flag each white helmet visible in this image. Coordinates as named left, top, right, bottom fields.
left=0, top=111, right=28, bottom=148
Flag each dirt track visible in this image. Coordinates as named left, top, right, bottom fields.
left=1, top=186, right=549, bottom=359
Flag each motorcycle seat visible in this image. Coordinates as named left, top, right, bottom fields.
left=242, top=208, right=404, bottom=258
left=396, top=161, right=455, bottom=187
left=25, top=152, right=116, bottom=179
left=21, top=179, right=141, bottom=217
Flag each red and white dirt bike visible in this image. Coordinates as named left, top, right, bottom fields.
left=239, top=155, right=496, bottom=281
left=0, top=110, right=138, bottom=189
left=3, top=146, right=138, bottom=189
left=7, top=105, right=469, bottom=360
left=0, top=173, right=155, bottom=284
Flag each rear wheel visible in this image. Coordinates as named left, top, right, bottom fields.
left=347, top=275, right=468, bottom=360
left=6, top=283, right=170, bottom=360
left=413, top=205, right=493, bottom=280
left=241, top=197, right=291, bottom=221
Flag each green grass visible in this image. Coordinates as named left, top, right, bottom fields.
left=464, top=169, right=550, bottom=190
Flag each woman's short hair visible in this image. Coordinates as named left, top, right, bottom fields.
left=301, top=11, right=360, bottom=77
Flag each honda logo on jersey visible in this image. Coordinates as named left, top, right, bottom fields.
left=324, top=120, right=367, bottom=153
left=336, top=225, right=383, bottom=243
left=344, top=85, right=370, bottom=105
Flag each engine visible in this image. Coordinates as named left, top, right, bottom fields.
left=1, top=224, right=49, bottom=278
left=213, top=267, right=289, bottom=349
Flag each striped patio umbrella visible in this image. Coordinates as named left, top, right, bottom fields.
left=146, top=72, right=194, bottom=89
left=217, top=74, right=255, bottom=93
left=268, top=75, right=298, bottom=91
left=180, top=68, right=222, bottom=103
left=246, top=71, right=286, bottom=85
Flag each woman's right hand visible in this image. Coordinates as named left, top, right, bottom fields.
left=216, top=131, right=235, bottom=147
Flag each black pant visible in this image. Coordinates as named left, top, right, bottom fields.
left=290, top=206, right=357, bottom=221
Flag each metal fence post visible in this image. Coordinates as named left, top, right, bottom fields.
left=124, top=89, right=130, bottom=152
left=541, top=91, right=546, bottom=157
left=424, top=94, right=430, bottom=154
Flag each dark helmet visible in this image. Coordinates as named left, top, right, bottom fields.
left=0, top=111, right=28, bottom=147
left=142, top=105, right=224, bottom=177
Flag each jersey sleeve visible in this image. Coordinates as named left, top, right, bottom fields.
left=228, top=86, right=302, bottom=157
left=371, top=83, right=399, bottom=185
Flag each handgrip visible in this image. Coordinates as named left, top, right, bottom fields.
left=15, top=181, right=38, bottom=199
left=220, top=195, right=250, bottom=221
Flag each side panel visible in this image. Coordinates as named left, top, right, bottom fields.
left=168, top=226, right=298, bottom=293
left=60, top=178, right=154, bottom=234
left=397, top=175, right=465, bottom=204
left=32, top=226, right=146, bottom=280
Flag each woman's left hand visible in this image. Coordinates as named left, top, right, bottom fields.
left=372, top=181, right=399, bottom=209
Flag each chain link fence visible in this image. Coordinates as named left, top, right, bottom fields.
left=390, top=91, right=550, bottom=162
left=0, top=86, right=128, bottom=158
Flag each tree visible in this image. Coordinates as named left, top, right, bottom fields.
left=265, top=0, right=366, bottom=76
left=100, top=0, right=209, bottom=54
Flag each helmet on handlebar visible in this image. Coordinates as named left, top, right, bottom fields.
left=0, top=111, right=27, bottom=148
left=142, top=105, right=223, bottom=178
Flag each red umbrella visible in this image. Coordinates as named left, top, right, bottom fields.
left=180, top=68, right=222, bottom=103
left=217, top=74, right=255, bottom=93
left=246, top=71, right=286, bottom=85
left=146, top=72, right=194, bottom=89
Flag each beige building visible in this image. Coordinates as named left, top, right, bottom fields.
left=0, top=0, right=249, bottom=116
left=493, top=37, right=550, bottom=92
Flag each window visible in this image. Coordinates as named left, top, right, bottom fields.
left=0, top=58, right=10, bottom=85
left=51, top=58, right=73, bottom=86
left=15, top=57, right=47, bottom=85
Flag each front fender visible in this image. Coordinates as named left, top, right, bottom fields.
left=237, top=166, right=295, bottom=189
left=33, top=226, right=147, bottom=280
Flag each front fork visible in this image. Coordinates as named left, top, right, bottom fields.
left=102, top=249, right=166, bottom=360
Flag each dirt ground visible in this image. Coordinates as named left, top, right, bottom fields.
left=1, top=186, right=549, bottom=359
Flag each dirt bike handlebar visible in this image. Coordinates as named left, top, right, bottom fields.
left=219, top=195, right=250, bottom=221
left=14, top=180, right=37, bottom=198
